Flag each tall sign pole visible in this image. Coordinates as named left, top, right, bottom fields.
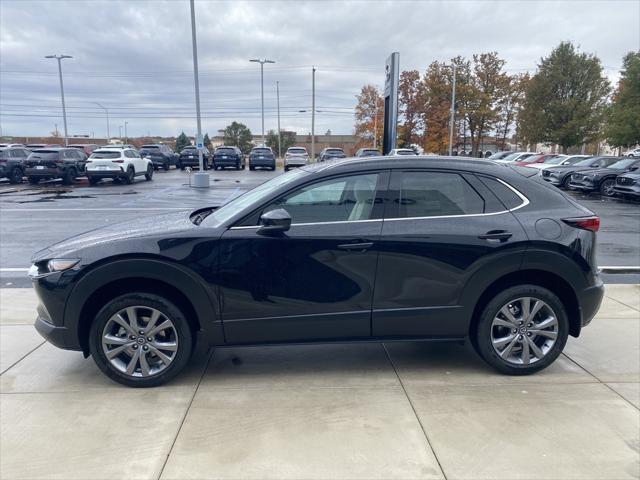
left=189, top=0, right=208, bottom=187
left=448, top=63, right=457, bottom=156
left=382, top=52, right=399, bottom=155
left=311, top=66, right=316, bottom=161
left=276, top=81, right=281, bottom=157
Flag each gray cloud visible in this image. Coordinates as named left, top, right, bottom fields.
left=1, top=0, right=638, bottom=138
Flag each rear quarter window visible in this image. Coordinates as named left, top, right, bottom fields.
left=477, top=176, right=524, bottom=210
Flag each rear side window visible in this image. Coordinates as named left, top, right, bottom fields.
left=388, top=171, right=484, bottom=218
left=477, top=176, right=524, bottom=210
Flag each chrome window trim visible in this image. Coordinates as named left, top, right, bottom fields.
left=230, top=218, right=382, bottom=230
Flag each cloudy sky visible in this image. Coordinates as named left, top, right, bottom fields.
left=1, top=0, right=638, bottom=139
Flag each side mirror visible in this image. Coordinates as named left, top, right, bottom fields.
left=258, top=208, right=291, bottom=234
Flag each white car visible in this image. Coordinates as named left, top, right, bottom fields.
left=86, top=147, right=153, bottom=185
left=624, top=148, right=640, bottom=157
left=388, top=148, right=417, bottom=156
left=494, top=151, right=538, bottom=163
left=527, top=154, right=591, bottom=170
left=284, top=147, right=309, bottom=171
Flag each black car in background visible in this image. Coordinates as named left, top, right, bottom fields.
left=0, top=146, right=30, bottom=184
left=30, top=156, right=603, bottom=387
left=569, top=157, right=640, bottom=196
left=614, top=171, right=640, bottom=200
left=355, top=148, right=381, bottom=157
left=542, top=156, right=620, bottom=188
left=213, top=146, right=245, bottom=170
left=179, top=146, right=211, bottom=170
left=139, top=144, right=178, bottom=171
left=25, top=147, right=87, bottom=185
left=248, top=146, right=275, bottom=170
left=319, top=147, right=346, bottom=162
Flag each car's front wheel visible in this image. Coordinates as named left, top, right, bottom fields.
left=600, top=178, right=615, bottom=197
left=473, top=285, right=568, bottom=375
left=89, top=293, right=193, bottom=387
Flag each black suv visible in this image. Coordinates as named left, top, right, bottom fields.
left=0, top=146, right=30, bottom=184
left=139, top=144, right=178, bottom=171
left=319, top=147, right=346, bottom=162
left=25, top=148, right=87, bottom=185
left=179, top=146, right=211, bottom=170
left=542, top=156, right=620, bottom=188
left=248, top=147, right=275, bottom=171
left=569, top=157, right=640, bottom=197
left=30, top=156, right=603, bottom=387
left=213, top=146, right=245, bottom=170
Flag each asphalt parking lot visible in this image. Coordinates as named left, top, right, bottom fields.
left=0, top=167, right=638, bottom=286
left=0, top=286, right=638, bottom=479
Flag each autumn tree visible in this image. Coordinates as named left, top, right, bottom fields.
left=494, top=73, right=529, bottom=150
left=519, top=42, right=610, bottom=153
left=420, top=62, right=453, bottom=154
left=354, top=85, right=383, bottom=149
left=605, top=51, right=640, bottom=149
left=398, top=70, right=423, bottom=147
left=223, top=121, right=253, bottom=153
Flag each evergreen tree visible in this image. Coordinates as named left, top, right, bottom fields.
left=174, top=131, right=191, bottom=152
left=203, top=133, right=212, bottom=150
left=223, top=122, right=253, bottom=153
left=605, top=52, right=640, bottom=149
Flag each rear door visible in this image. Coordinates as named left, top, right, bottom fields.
left=372, top=169, right=528, bottom=338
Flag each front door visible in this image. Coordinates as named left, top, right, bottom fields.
left=218, top=171, right=388, bottom=344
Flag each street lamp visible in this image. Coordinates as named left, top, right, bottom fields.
left=119, top=125, right=122, bottom=140
left=93, top=102, right=110, bottom=142
left=124, top=121, right=128, bottom=144
left=249, top=58, right=275, bottom=146
left=45, top=54, right=72, bottom=146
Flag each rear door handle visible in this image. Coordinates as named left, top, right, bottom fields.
left=337, top=242, right=373, bottom=251
left=478, top=231, right=513, bottom=242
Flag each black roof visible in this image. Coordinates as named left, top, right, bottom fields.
left=302, top=155, right=499, bottom=174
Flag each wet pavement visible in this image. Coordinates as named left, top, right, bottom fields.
left=0, top=167, right=638, bottom=286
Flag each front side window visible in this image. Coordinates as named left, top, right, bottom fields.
left=254, top=173, right=381, bottom=225
left=388, top=171, right=484, bottom=218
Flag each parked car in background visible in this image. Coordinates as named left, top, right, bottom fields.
left=26, top=144, right=59, bottom=150
left=487, top=151, right=513, bottom=160
left=614, top=171, right=640, bottom=200
left=0, top=146, right=30, bottom=184
left=513, top=153, right=558, bottom=167
left=542, top=156, right=620, bottom=188
left=284, top=147, right=309, bottom=171
left=623, top=148, right=640, bottom=157
left=249, top=146, right=275, bottom=170
left=213, top=146, right=245, bottom=170
left=569, top=157, right=640, bottom=197
left=139, top=144, right=178, bottom=170
left=355, top=148, right=381, bottom=157
left=24, top=147, right=87, bottom=185
left=527, top=155, right=592, bottom=171
left=318, top=147, right=346, bottom=161
left=388, top=148, right=417, bottom=156
left=179, top=146, right=210, bottom=170
left=69, top=144, right=100, bottom=156
left=86, top=147, right=153, bottom=185
left=29, top=156, right=603, bottom=387
left=494, top=151, right=538, bottom=164
left=0, top=143, right=25, bottom=148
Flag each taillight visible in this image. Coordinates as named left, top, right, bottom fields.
left=563, top=216, right=600, bottom=232
left=112, top=159, right=124, bottom=163
left=86, top=160, right=92, bottom=163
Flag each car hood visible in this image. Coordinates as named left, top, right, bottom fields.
left=573, top=167, right=619, bottom=178
left=32, top=211, right=197, bottom=262
left=546, top=165, right=594, bottom=174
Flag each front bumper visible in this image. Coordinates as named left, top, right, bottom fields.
left=35, top=316, right=79, bottom=350
left=568, top=180, right=595, bottom=192
left=614, top=184, right=640, bottom=197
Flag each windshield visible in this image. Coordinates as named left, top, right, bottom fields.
left=252, top=148, right=272, bottom=154
left=326, top=149, right=344, bottom=154
left=574, top=157, right=597, bottom=166
left=91, top=151, right=121, bottom=159
left=29, top=151, right=59, bottom=159
left=543, top=155, right=566, bottom=165
left=288, top=148, right=306, bottom=154
left=500, top=152, right=522, bottom=162
left=608, top=158, right=637, bottom=169
left=141, top=146, right=159, bottom=150
left=215, top=147, right=235, bottom=153
left=202, top=168, right=308, bottom=227
left=396, top=149, right=415, bottom=155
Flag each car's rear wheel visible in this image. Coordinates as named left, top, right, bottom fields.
left=125, top=167, right=135, bottom=184
left=163, top=161, right=170, bottom=171
left=145, top=165, right=153, bottom=181
left=88, top=177, right=100, bottom=185
left=8, top=167, right=23, bottom=184
left=249, top=165, right=255, bottom=171
left=89, top=293, right=193, bottom=387
left=473, top=285, right=568, bottom=375
left=28, top=176, right=40, bottom=185
left=600, top=178, right=615, bottom=197
left=62, top=167, right=76, bottom=186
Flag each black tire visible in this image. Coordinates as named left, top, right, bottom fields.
left=249, top=165, right=255, bottom=171
left=62, top=167, right=76, bottom=186
left=145, top=165, right=153, bottom=181
left=241, top=163, right=245, bottom=170
left=28, top=176, right=40, bottom=185
left=472, top=284, right=569, bottom=375
left=180, top=166, right=186, bottom=171
left=271, top=166, right=276, bottom=171
left=124, top=167, right=134, bottom=185
left=89, top=292, right=193, bottom=388
left=163, top=161, right=169, bottom=171
left=284, top=166, right=289, bottom=172
left=561, top=176, right=571, bottom=189
left=599, top=178, right=615, bottom=197
left=8, top=167, right=23, bottom=184
left=88, top=177, right=100, bottom=186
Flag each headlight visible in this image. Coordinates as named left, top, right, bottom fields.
left=29, top=258, right=80, bottom=278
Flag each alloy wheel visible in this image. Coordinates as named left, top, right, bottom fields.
left=601, top=179, right=615, bottom=196
left=101, top=306, right=178, bottom=377
left=490, top=297, right=558, bottom=365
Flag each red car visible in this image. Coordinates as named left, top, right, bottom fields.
left=513, top=153, right=558, bottom=167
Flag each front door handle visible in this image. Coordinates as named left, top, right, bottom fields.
left=478, top=231, right=513, bottom=242
left=337, top=242, right=373, bottom=252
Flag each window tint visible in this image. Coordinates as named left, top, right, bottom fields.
left=389, top=171, right=484, bottom=218
left=477, top=176, right=523, bottom=210
left=259, top=173, right=380, bottom=224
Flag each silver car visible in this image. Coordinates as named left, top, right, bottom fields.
left=284, top=147, right=309, bottom=171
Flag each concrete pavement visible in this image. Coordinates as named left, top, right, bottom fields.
left=0, top=285, right=638, bottom=479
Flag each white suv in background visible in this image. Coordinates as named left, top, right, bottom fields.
left=284, top=146, right=309, bottom=171
left=86, top=147, right=153, bottom=185
left=624, top=148, right=640, bottom=157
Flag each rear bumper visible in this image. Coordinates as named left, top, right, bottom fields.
left=285, top=158, right=308, bottom=167
left=86, top=168, right=124, bottom=179
left=25, top=167, right=62, bottom=177
left=250, top=158, right=275, bottom=167
left=213, top=157, right=240, bottom=167
left=578, top=276, right=604, bottom=329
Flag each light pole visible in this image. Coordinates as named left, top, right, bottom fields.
left=119, top=125, right=122, bottom=140
left=124, top=121, right=128, bottom=144
left=249, top=58, right=275, bottom=146
left=190, top=0, right=208, bottom=186
left=448, top=63, right=457, bottom=156
left=45, top=54, right=72, bottom=146
left=276, top=81, right=281, bottom=158
left=93, top=102, right=110, bottom=142
left=311, top=66, right=316, bottom=161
